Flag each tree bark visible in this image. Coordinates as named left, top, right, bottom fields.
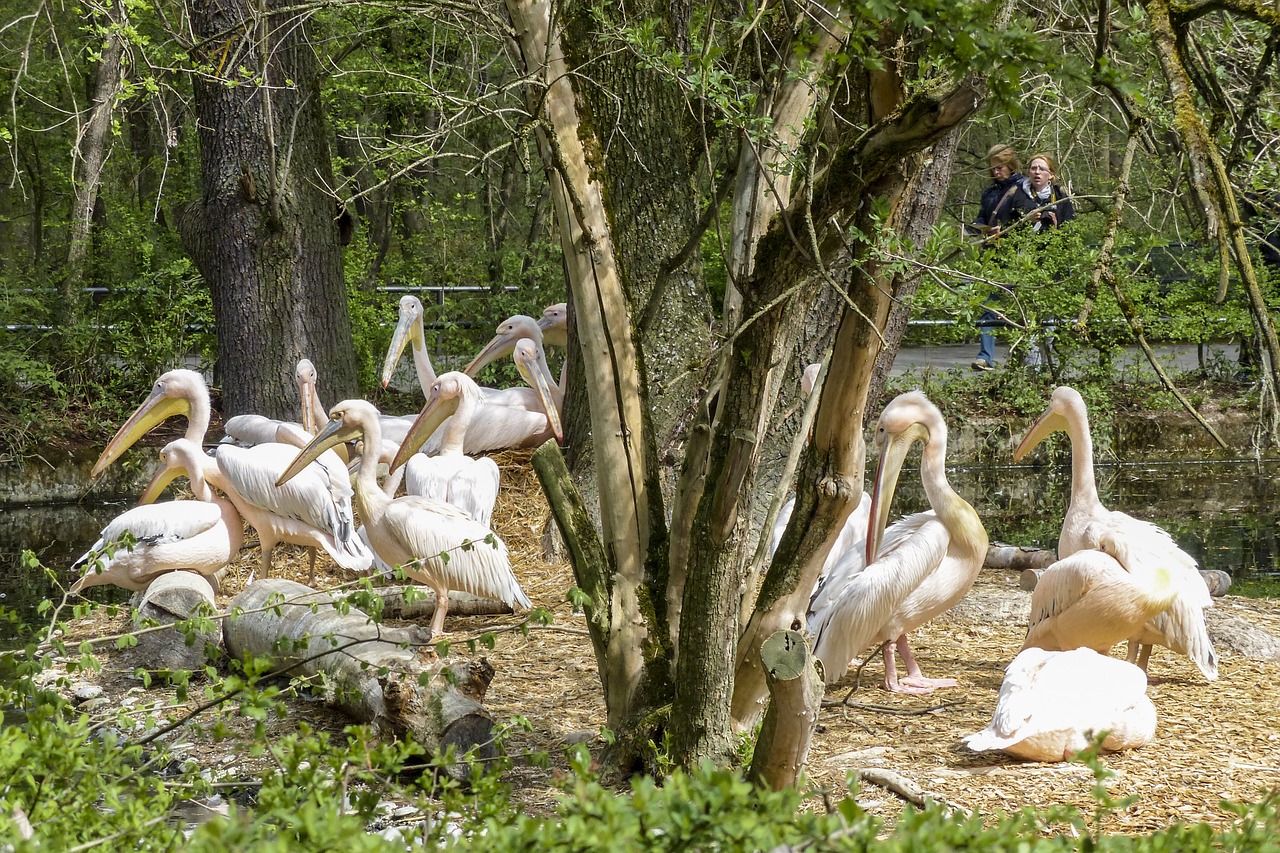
left=63, top=0, right=128, bottom=322
left=180, top=0, right=358, bottom=419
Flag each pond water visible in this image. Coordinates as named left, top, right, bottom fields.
left=1, top=459, right=1276, bottom=646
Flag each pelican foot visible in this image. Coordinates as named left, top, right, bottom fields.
left=883, top=678, right=939, bottom=695
left=899, top=675, right=959, bottom=691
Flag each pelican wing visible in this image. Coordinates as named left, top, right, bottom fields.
left=71, top=501, right=233, bottom=592
left=214, top=442, right=371, bottom=569
left=381, top=497, right=530, bottom=609
left=808, top=520, right=947, bottom=684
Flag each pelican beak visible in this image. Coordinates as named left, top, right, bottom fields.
left=299, top=373, right=319, bottom=437
left=139, top=464, right=184, bottom=505
left=390, top=394, right=459, bottom=472
left=277, top=415, right=356, bottom=486
left=93, top=390, right=191, bottom=478
left=866, top=422, right=928, bottom=564
left=380, top=304, right=422, bottom=389
left=515, top=344, right=563, bottom=441
left=463, top=328, right=519, bottom=378
left=1013, top=408, right=1069, bottom=462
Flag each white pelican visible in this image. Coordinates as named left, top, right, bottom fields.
left=91, top=369, right=372, bottom=582
left=1021, top=519, right=1179, bottom=653
left=461, top=313, right=566, bottom=413
left=808, top=391, right=988, bottom=692
left=278, top=399, right=531, bottom=636
left=538, top=302, right=568, bottom=348
left=394, top=373, right=504, bottom=527
left=221, top=358, right=330, bottom=450
left=964, top=647, right=1157, bottom=762
left=1015, top=385, right=1217, bottom=679
left=70, top=439, right=242, bottom=594
left=379, top=294, right=440, bottom=394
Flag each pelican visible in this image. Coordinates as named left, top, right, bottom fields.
left=70, top=439, right=242, bottom=594
left=538, top=302, right=568, bottom=348
left=461, top=313, right=566, bottom=411
left=1021, top=519, right=1179, bottom=653
left=964, top=647, right=1157, bottom=762
left=278, top=399, right=531, bottom=637
left=221, top=358, right=332, bottom=451
left=380, top=294, right=441, bottom=394
left=1015, top=386, right=1217, bottom=679
left=808, top=391, right=988, bottom=692
left=394, top=373, right=504, bottom=527
left=92, top=369, right=372, bottom=582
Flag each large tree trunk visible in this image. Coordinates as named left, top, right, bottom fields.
left=179, top=0, right=358, bottom=419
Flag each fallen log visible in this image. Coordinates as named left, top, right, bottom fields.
left=372, top=586, right=514, bottom=621
left=225, top=579, right=496, bottom=776
left=1019, top=567, right=1232, bottom=596
left=130, top=571, right=222, bottom=673
left=984, top=543, right=1056, bottom=572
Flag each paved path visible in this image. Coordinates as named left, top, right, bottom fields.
left=890, top=341, right=1242, bottom=378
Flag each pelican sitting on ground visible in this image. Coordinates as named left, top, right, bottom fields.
left=70, top=439, right=243, bottom=594
left=964, top=647, right=1157, bottom=762
left=808, top=391, right=988, bottom=692
left=278, top=399, right=531, bottom=637
left=92, top=369, right=372, bottom=582
left=462, top=314, right=565, bottom=409
left=1015, top=385, right=1217, bottom=679
left=221, top=358, right=338, bottom=454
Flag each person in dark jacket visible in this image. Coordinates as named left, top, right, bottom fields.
left=970, top=144, right=1036, bottom=370
left=1024, top=153, right=1074, bottom=231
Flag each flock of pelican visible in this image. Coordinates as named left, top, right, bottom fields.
left=71, top=298, right=566, bottom=636
left=69, top=312, right=1216, bottom=760
left=781, top=377, right=1216, bottom=762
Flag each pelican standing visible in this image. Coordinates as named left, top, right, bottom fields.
left=964, top=647, right=1157, bottom=762
left=92, top=369, right=372, bottom=582
left=808, top=391, right=988, bottom=692
left=278, top=399, right=531, bottom=637
left=70, top=439, right=242, bottom=594
left=1015, top=385, right=1217, bottom=679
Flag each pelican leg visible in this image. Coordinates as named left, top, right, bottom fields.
left=306, top=547, right=317, bottom=588
left=881, top=638, right=938, bottom=694
left=893, top=635, right=958, bottom=692
left=428, top=584, right=450, bottom=638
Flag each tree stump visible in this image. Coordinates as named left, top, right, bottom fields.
left=225, top=579, right=497, bottom=777
left=130, top=571, right=222, bottom=673
left=747, top=630, right=824, bottom=791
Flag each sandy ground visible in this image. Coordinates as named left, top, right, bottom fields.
left=49, top=450, right=1280, bottom=834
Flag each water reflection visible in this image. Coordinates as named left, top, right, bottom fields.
left=894, top=458, right=1280, bottom=591
left=0, top=502, right=132, bottom=646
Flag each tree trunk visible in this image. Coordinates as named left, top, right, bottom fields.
left=179, top=0, right=358, bottom=420
left=746, top=630, right=823, bottom=791
left=63, top=0, right=128, bottom=323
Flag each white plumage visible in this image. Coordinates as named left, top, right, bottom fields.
left=1015, top=385, right=1217, bottom=679
left=279, top=399, right=531, bottom=637
left=72, top=438, right=242, bottom=593
left=808, top=391, right=988, bottom=691
left=92, top=369, right=372, bottom=581
left=964, top=647, right=1157, bottom=762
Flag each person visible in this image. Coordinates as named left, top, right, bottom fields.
left=1023, top=153, right=1074, bottom=231
left=1019, top=153, right=1075, bottom=367
left=969, top=144, right=1036, bottom=370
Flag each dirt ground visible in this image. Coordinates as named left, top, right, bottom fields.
left=51, top=450, right=1280, bottom=834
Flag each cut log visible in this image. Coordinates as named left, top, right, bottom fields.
left=225, top=579, right=496, bottom=776
left=985, top=543, right=1056, bottom=572
left=1020, top=567, right=1231, bottom=597
left=130, top=571, right=221, bottom=673
left=372, top=586, right=514, bottom=621
left=747, top=630, right=824, bottom=791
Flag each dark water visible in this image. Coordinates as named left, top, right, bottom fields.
left=1, top=460, right=1276, bottom=645
left=893, top=458, right=1280, bottom=591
